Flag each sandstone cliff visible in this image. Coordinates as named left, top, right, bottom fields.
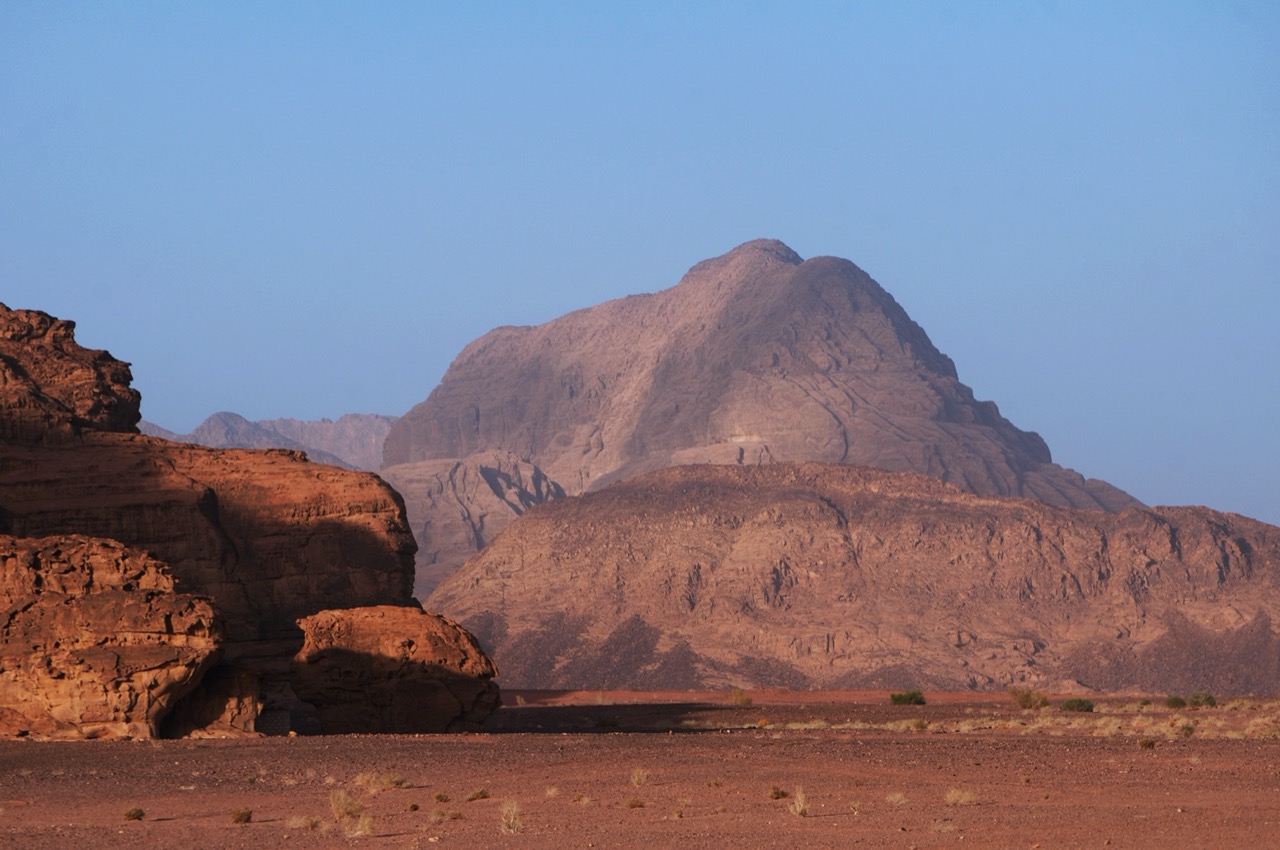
left=0, top=303, right=496, bottom=736
left=430, top=463, right=1280, bottom=694
left=0, top=535, right=222, bottom=738
left=385, top=240, right=1139, bottom=592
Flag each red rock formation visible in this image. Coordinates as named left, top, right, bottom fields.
left=430, top=463, right=1280, bottom=694
left=0, top=535, right=222, bottom=739
left=384, top=240, right=1139, bottom=589
left=0, top=302, right=499, bottom=736
left=0, top=303, right=140, bottom=443
left=292, top=605, right=499, bottom=733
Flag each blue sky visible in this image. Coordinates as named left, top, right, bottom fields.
left=2, top=2, right=1277, bottom=524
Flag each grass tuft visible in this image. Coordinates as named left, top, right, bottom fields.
left=890, top=690, right=926, bottom=705
left=1009, top=687, right=1049, bottom=709
left=467, top=787, right=491, bottom=802
left=123, top=807, right=144, bottom=822
left=231, top=807, right=253, bottom=824
left=499, top=800, right=523, bottom=834
left=788, top=786, right=809, bottom=817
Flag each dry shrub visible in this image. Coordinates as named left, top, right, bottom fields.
left=499, top=800, right=522, bottom=834
left=788, top=786, right=809, bottom=817
left=944, top=788, right=977, bottom=805
left=1009, top=687, right=1049, bottom=709
left=630, top=767, right=649, bottom=787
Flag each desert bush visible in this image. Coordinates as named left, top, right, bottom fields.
left=626, top=797, right=646, bottom=809
left=630, top=767, right=649, bottom=787
left=770, top=786, right=790, bottom=799
left=434, top=792, right=451, bottom=803
left=499, top=800, right=522, bottom=834
left=1009, top=687, right=1049, bottom=709
left=1189, top=690, right=1217, bottom=708
left=789, top=786, right=809, bottom=817
left=1138, top=738, right=1157, bottom=749
left=356, top=770, right=409, bottom=793
left=1059, top=697, right=1094, bottom=713
left=231, top=807, right=253, bottom=824
left=728, top=687, right=753, bottom=706
left=123, top=807, right=144, bottom=821
left=466, top=787, right=490, bottom=802
left=890, top=690, right=926, bottom=705
left=1165, top=695, right=1187, bottom=709
left=944, top=788, right=976, bottom=805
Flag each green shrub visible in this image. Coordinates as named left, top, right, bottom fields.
left=890, top=690, right=926, bottom=705
left=1165, top=695, right=1187, bottom=709
left=1189, top=690, right=1217, bottom=708
left=1058, top=697, right=1094, bottom=713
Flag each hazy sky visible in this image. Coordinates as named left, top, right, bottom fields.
left=3, top=2, right=1277, bottom=524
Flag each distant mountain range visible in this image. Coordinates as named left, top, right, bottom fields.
left=140, top=412, right=396, bottom=471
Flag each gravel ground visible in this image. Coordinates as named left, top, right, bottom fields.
left=2, top=691, right=1278, bottom=849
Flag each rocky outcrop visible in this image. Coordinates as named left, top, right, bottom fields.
left=141, top=412, right=397, bottom=471
left=430, top=463, right=1280, bottom=694
left=292, top=605, right=499, bottom=733
left=0, top=302, right=498, bottom=736
left=384, top=240, right=1139, bottom=589
left=381, top=451, right=565, bottom=596
left=0, top=535, right=222, bottom=739
left=0, top=303, right=140, bottom=443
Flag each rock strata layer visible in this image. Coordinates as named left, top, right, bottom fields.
left=430, top=463, right=1280, bottom=694
left=385, top=240, right=1139, bottom=591
left=0, top=534, right=222, bottom=738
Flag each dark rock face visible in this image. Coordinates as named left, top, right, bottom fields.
left=0, top=302, right=498, bottom=736
left=0, top=535, right=223, bottom=739
left=0, top=303, right=140, bottom=443
left=429, top=463, right=1280, bottom=694
left=292, top=605, right=499, bottom=733
left=385, top=240, right=1139, bottom=590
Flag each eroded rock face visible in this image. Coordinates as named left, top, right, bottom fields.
left=292, top=605, right=499, bottom=733
left=430, top=463, right=1280, bottom=694
left=0, top=535, right=222, bottom=739
left=0, top=301, right=499, bottom=736
left=381, top=451, right=565, bottom=597
left=0, top=303, right=140, bottom=443
left=384, top=240, right=1139, bottom=589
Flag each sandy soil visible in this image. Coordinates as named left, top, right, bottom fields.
left=2, top=690, right=1278, bottom=849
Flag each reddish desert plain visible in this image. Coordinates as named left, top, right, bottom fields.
left=2, top=689, right=1278, bottom=849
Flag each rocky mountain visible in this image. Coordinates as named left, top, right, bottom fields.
left=430, top=463, right=1280, bottom=693
left=385, top=239, right=1139, bottom=595
left=0, top=302, right=496, bottom=737
left=140, top=412, right=396, bottom=471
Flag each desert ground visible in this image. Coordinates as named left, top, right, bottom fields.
left=2, top=690, right=1278, bottom=849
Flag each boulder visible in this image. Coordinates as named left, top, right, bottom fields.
left=292, top=605, right=499, bottom=733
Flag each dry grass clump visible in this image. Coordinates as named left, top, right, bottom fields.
left=944, top=788, right=977, bottom=805
left=885, top=791, right=909, bottom=806
left=625, top=797, right=646, bottom=809
left=434, top=792, right=451, bottom=803
left=231, top=807, right=253, bottom=824
left=466, top=787, right=491, bottom=802
left=123, top=807, right=144, bottom=821
left=890, top=690, right=926, bottom=705
left=330, top=788, right=374, bottom=836
left=1009, top=687, right=1049, bottom=709
left=630, top=767, right=649, bottom=787
left=499, top=800, right=523, bottom=834
left=788, top=786, right=809, bottom=817
left=770, top=786, right=790, bottom=799
left=355, top=770, right=409, bottom=793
